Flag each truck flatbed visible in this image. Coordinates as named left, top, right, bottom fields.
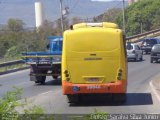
left=21, top=36, right=62, bottom=84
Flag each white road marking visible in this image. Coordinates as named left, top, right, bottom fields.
left=40, top=91, right=54, bottom=95
left=36, top=90, right=62, bottom=97
left=17, top=89, right=61, bottom=103
left=150, top=81, right=160, bottom=102
left=16, top=82, right=30, bottom=86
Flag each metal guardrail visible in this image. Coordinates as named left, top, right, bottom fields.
left=0, top=28, right=160, bottom=74
left=0, top=60, right=28, bottom=75
left=126, top=28, right=160, bottom=42
left=0, top=60, right=23, bottom=67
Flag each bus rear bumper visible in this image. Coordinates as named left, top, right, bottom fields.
left=62, top=80, right=127, bottom=95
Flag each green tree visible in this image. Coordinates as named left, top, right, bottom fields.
left=7, top=18, right=24, bottom=32
left=116, top=0, right=160, bottom=36
left=93, top=8, right=122, bottom=23
left=72, top=17, right=82, bottom=25
left=152, top=9, right=160, bottom=29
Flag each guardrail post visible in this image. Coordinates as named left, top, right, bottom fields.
left=4, top=58, right=7, bottom=71
left=5, top=66, right=7, bottom=71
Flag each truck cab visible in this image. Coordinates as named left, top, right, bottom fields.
left=47, top=36, right=63, bottom=53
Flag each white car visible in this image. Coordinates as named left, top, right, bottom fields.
left=126, top=43, right=143, bottom=61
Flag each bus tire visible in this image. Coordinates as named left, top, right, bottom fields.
left=67, top=94, right=79, bottom=103
left=112, top=93, right=126, bottom=103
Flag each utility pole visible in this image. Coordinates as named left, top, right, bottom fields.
left=59, top=0, right=64, bottom=35
left=140, top=22, right=143, bottom=33
left=122, top=0, right=126, bottom=34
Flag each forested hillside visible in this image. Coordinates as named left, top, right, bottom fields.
left=116, top=0, right=160, bottom=36
left=1, top=0, right=160, bottom=60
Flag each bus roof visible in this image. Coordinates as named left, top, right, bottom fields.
left=73, top=22, right=118, bottom=30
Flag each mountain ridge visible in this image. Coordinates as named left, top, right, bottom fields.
left=0, top=0, right=128, bottom=27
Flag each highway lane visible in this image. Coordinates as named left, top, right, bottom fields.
left=0, top=55, right=160, bottom=114
left=42, top=55, right=160, bottom=114
left=0, top=69, right=58, bottom=98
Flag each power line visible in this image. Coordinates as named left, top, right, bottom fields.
left=59, top=0, right=64, bottom=34
left=122, top=0, right=126, bottom=34
left=63, top=0, right=80, bottom=16
left=69, top=0, right=79, bottom=14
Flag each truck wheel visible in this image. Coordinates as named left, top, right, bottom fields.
left=140, top=56, right=143, bottom=61
left=155, top=59, right=158, bottom=63
left=30, top=76, right=40, bottom=82
left=31, top=76, right=46, bottom=84
left=30, top=65, right=47, bottom=84
left=67, top=94, right=79, bottom=103
left=150, top=58, right=153, bottom=63
left=134, top=57, right=137, bottom=62
left=112, top=93, right=126, bottom=103
left=39, top=76, right=46, bottom=84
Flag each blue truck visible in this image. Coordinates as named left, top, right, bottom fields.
left=22, top=36, right=62, bottom=84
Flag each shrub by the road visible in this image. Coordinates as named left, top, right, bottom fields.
left=0, top=87, right=44, bottom=120
left=0, top=87, right=108, bottom=120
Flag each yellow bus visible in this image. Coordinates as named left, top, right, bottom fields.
left=62, top=22, right=127, bottom=103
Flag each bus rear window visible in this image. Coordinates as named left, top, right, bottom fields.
left=68, top=39, right=119, bottom=52
left=67, top=35, right=120, bottom=52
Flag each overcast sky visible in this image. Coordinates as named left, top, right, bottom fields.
left=91, top=0, right=122, bottom=1
left=0, top=0, right=126, bottom=27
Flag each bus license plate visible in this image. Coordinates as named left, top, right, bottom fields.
left=88, top=78, right=99, bottom=82
left=87, top=85, right=101, bottom=90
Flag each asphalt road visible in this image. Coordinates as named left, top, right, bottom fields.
left=0, top=55, right=160, bottom=114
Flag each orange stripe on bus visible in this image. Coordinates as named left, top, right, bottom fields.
left=62, top=80, right=127, bottom=95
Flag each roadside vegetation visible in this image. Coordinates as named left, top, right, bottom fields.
left=0, top=87, right=44, bottom=120
left=0, top=17, right=82, bottom=62
left=116, top=0, right=160, bottom=36
left=1, top=0, right=160, bottom=61
left=94, top=0, right=160, bottom=37
left=0, top=19, right=56, bottom=61
left=0, top=87, right=108, bottom=120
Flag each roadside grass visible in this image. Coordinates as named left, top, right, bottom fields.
left=0, top=56, right=29, bottom=73
left=0, top=87, right=45, bottom=120
left=0, top=87, right=108, bottom=120
left=0, top=56, right=21, bottom=63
